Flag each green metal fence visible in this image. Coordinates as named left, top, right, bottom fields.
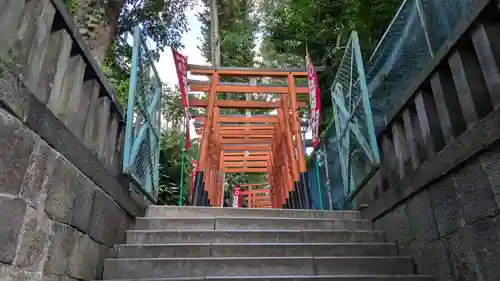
left=123, top=27, right=162, bottom=202
left=310, top=0, right=489, bottom=210
left=366, top=0, right=488, bottom=131
left=322, top=31, right=380, bottom=209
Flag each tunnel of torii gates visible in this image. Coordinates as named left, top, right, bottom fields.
left=188, top=65, right=314, bottom=210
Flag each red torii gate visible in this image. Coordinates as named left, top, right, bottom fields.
left=189, top=65, right=312, bottom=209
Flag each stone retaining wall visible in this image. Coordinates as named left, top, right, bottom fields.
left=355, top=0, right=500, bottom=280
left=0, top=108, right=134, bottom=280
left=0, top=0, right=144, bottom=280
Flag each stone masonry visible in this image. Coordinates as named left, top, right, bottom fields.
left=356, top=1, right=500, bottom=281
left=372, top=145, right=500, bottom=281
left=0, top=0, right=144, bottom=280
left=0, top=108, right=134, bottom=281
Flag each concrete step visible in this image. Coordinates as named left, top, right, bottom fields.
left=103, top=257, right=414, bottom=279
left=115, top=243, right=398, bottom=258
left=126, top=230, right=386, bottom=244
left=207, top=277, right=433, bottom=281
left=145, top=206, right=361, bottom=219
left=134, top=217, right=373, bottom=231
left=99, top=276, right=433, bottom=281
left=302, top=230, right=385, bottom=243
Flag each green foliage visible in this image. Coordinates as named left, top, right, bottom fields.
left=117, top=0, right=193, bottom=61
left=163, top=85, right=189, bottom=130
left=156, top=86, right=201, bottom=205
left=198, top=0, right=264, bottom=115
left=259, top=0, right=399, bottom=134
left=198, top=0, right=257, bottom=67
left=158, top=176, right=184, bottom=205
left=100, top=53, right=130, bottom=107
left=260, top=0, right=399, bottom=65
left=0, top=50, right=19, bottom=82
left=62, top=0, right=78, bottom=14
left=159, top=128, right=200, bottom=205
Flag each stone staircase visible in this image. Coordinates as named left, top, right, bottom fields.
left=102, top=207, right=432, bottom=281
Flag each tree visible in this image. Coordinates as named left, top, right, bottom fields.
left=63, top=0, right=193, bottom=64
left=198, top=0, right=257, bottom=67
left=197, top=0, right=269, bottom=191
left=259, top=0, right=399, bottom=65
left=258, top=0, right=400, bottom=132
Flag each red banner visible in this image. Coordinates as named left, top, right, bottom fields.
left=172, top=48, right=191, bottom=149
left=172, top=48, right=189, bottom=108
left=306, top=49, right=321, bottom=148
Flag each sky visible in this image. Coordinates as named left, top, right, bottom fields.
left=155, top=1, right=206, bottom=138
left=154, top=1, right=314, bottom=153
left=156, top=1, right=207, bottom=85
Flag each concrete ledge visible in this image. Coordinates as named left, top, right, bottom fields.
left=362, top=105, right=500, bottom=220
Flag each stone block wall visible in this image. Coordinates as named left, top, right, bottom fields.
left=355, top=0, right=500, bottom=280
left=373, top=148, right=500, bottom=281
left=0, top=108, right=134, bottom=281
left=0, top=0, right=144, bottom=280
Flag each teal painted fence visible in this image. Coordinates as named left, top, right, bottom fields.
left=318, top=31, right=380, bottom=210
left=123, top=27, right=162, bottom=202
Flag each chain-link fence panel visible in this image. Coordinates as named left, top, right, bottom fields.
left=319, top=31, right=380, bottom=210
left=123, top=27, right=162, bottom=202
left=366, top=0, right=489, bottom=131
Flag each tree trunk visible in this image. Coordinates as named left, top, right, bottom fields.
left=92, top=0, right=122, bottom=63
left=73, top=0, right=123, bottom=64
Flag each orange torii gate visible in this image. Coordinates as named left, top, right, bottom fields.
left=190, top=65, right=312, bottom=209
left=239, top=184, right=272, bottom=208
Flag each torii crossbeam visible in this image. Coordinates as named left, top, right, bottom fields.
left=190, top=65, right=312, bottom=209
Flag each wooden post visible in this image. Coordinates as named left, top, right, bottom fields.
left=193, top=72, right=219, bottom=205
left=287, top=74, right=311, bottom=209
left=279, top=97, right=301, bottom=208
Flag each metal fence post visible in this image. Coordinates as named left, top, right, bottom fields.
left=123, top=26, right=141, bottom=172
left=415, top=0, right=435, bottom=57
left=352, top=31, right=381, bottom=165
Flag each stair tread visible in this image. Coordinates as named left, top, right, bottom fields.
left=126, top=229, right=382, bottom=233
left=136, top=217, right=370, bottom=221
left=145, top=207, right=361, bottom=219
left=116, top=242, right=396, bottom=246
left=100, top=275, right=433, bottom=280
left=106, top=256, right=412, bottom=260
left=147, top=206, right=360, bottom=213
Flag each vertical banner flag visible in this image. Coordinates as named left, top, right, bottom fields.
left=306, top=49, right=321, bottom=148
left=172, top=48, right=190, bottom=149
